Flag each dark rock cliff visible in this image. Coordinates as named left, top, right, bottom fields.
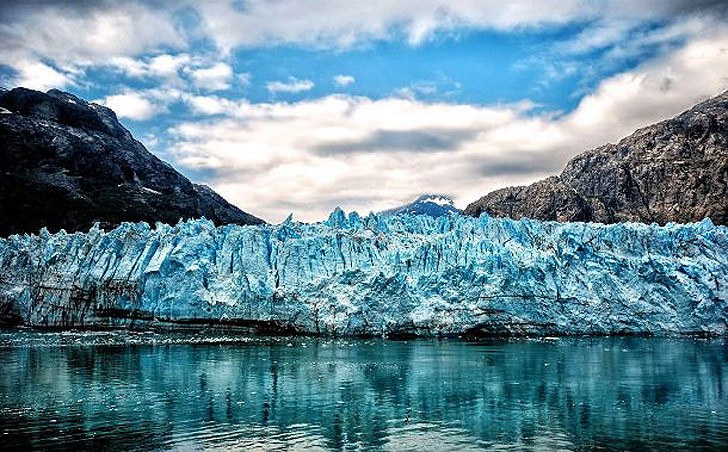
left=465, top=91, right=728, bottom=225
left=0, top=87, right=264, bottom=236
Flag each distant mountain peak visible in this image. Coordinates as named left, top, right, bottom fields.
left=380, top=194, right=461, bottom=217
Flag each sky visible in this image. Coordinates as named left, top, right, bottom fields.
left=1, top=1, right=727, bottom=223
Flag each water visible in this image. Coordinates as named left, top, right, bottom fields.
left=1, top=331, right=727, bottom=451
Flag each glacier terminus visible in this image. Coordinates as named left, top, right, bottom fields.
left=0, top=210, right=726, bottom=336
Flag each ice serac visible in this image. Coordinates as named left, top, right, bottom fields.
left=0, top=212, right=726, bottom=336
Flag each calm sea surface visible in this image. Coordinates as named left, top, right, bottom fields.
left=0, top=331, right=726, bottom=451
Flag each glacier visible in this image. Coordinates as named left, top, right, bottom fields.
left=0, top=210, right=726, bottom=336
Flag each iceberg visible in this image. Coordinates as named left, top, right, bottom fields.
left=0, top=210, right=726, bottom=336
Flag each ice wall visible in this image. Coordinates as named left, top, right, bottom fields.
left=1, top=210, right=726, bottom=336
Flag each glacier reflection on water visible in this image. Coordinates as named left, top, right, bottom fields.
left=0, top=332, right=727, bottom=451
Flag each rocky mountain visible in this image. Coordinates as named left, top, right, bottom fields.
left=380, top=194, right=461, bottom=217
left=465, top=91, right=728, bottom=225
left=0, top=87, right=264, bottom=236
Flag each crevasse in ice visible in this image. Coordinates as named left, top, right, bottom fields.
left=0, top=209, right=726, bottom=336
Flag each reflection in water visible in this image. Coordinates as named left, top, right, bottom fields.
left=0, top=334, right=727, bottom=451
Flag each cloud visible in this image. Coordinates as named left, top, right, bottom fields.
left=509, top=8, right=728, bottom=96
left=0, top=2, right=188, bottom=96
left=191, top=0, right=728, bottom=50
left=109, top=54, right=191, bottom=80
left=394, top=82, right=438, bottom=100
left=167, top=30, right=728, bottom=222
left=333, top=74, right=355, bottom=86
left=189, top=62, right=234, bottom=91
left=191, top=1, right=585, bottom=49
left=2, top=60, right=76, bottom=91
left=0, top=2, right=185, bottom=67
left=266, top=77, right=315, bottom=93
left=476, top=156, right=565, bottom=177
left=166, top=94, right=568, bottom=222
left=184, top=94, right=239, bottom=116
left=237, top=72, right=252, bottom=87
left=1, top=1, right=725, bottom=72
left=107, top=55, right=245, bottom=93
left=96, top=92, right=164, bottom=121
left=314, top=129, right=478, bottom=154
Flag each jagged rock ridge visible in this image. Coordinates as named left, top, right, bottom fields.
left=0, top=211, right=725, bottom=336
left=0, top=87, right=264, bottom=236
left=465, top=91, right=728, bottom=225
